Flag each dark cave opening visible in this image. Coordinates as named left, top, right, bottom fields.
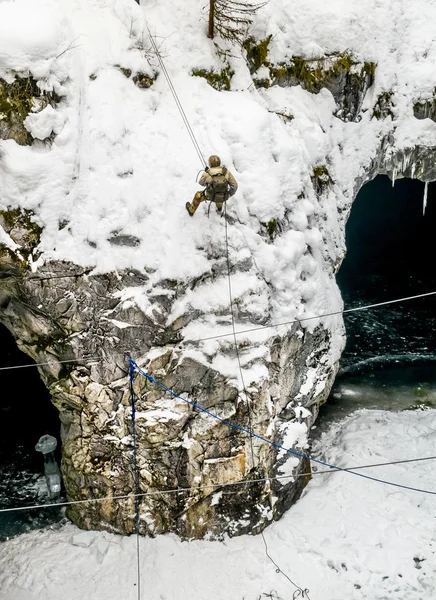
left=337, top=175, right=436, bottom=367
left=0, top=323, right=63, bottom=538
left=313, top=175, right=436, bottom=437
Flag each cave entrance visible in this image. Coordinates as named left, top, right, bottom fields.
left=314, top=175, right=436, bottom=434
left=337, top=175, right=436, bottom=365
left=0, top=323, right=63, bottom=539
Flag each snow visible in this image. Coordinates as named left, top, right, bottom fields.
left=2, top=2, right=436, bottom=593
left=2, top=0, right=435, bottom=382
left=2, top=409, right=436, bottom=600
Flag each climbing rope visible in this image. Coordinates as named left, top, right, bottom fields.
left=126, top=356, right=436, bottom=498
left=0, top=356, right=101, bottom=371
left=223, top=203, right=311, bottom=599
left=145, top=24, right=206, bottom=167
left=128, top=357, right=142, bottom=600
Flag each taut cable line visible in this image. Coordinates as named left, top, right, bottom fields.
left=2, top=455, right=435, bottom=515
left=0, top=291, right=434, bottom=372
left=189, top=290, right=436, bottom=343
left=145, top=23, right=206, bottom=167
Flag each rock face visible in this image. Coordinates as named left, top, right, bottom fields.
left=0, top=245, right=335, bottom=538
left=1, top=0, right=436, bottom=540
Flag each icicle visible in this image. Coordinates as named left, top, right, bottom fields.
left=392, top=168, right=396, bottom=187
left=423, top=181, right=428, bottom=216
left=411, top=162, right=416, bottom=180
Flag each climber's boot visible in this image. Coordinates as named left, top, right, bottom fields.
left=186, top=202, right=194, bottom=217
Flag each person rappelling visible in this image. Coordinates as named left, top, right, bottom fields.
left=186, top=155, right=238, bottom=216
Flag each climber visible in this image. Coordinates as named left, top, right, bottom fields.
left=186, top=155, right=238, bottom=216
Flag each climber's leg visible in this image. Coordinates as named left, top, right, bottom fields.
left=186, top=191, right=205, bottom=216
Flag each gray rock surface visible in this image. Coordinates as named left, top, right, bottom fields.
left=1, top=29, right=436, bottom=540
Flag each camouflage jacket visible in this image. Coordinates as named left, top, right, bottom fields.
left=199, top=166, right=238, bottom=197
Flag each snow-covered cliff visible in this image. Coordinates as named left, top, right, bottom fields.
left=1, top=0, right=436, bottom=538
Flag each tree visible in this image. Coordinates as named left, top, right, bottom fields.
left=208, top=0, right=267, bottom=45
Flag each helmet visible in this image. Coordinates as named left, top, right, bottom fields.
left=208, top=155, right=221, bottom=167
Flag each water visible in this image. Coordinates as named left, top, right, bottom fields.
left=314, top=176, right=436, bottom=439
left=0, top=323, right=64, bottom=540
left=312, top=357, right=436, bottom=440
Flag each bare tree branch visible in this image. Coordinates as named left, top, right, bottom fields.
left=208, top=0, right=267, bottom=45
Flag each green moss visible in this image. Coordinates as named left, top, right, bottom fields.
left=312, top=165, right=329, bottom=178
left=0, top=75, right=60, bottom=145
left=259, top=218, right=279, bottom=241
left=312, top=165, right=333, bottom=191
left=192, top=66, right=234, bottom=92
left=269, top=54, right=376, bottom=94
left=0, top=77, right=37, bottom=145
left=0, top=77, right=34, bottom=123
left=362, top=61, right=377, bottom=77
left=269, top=56, right=324, bottom=92
left=243, top=35, right=272, bottom=72
left=331, top=53, right=353, bottom=74
left=255, top=78, right=271, bottom=89
left=115, top=65, right=132, bottom=78
left=0, top=208, right=42, bottom=254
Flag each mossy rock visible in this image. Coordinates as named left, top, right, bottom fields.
left=312, top=165, right=333, bottom=193
left=269, top=54, right=375, bottom=93
left=266, top=54, right=376, bottom=122
left=255, top=78, right=271, bottom=89
left=260, top=218, right=282, bottom=242
left=114, top=65, right=155, bottom=89
left=192, top=66, right=234, bottom=92
left=243, top=35, right=272, bottom=73
left=0, top=208, right=42, bottom=256
left=115, top=65, right=132, bottom=79
left=0, top=75, right=59, bottom=145
left=132, top=72, right=155, bottom=89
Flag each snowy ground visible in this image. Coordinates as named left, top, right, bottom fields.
left=1, top=408, right=436, bottom=600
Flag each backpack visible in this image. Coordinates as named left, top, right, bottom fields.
left=206, top=167, right=229, bottom=203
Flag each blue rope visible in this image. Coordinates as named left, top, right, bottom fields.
left=127, top=356, right=436, bottom=497
left=128, top=360, right=141, bottom=599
